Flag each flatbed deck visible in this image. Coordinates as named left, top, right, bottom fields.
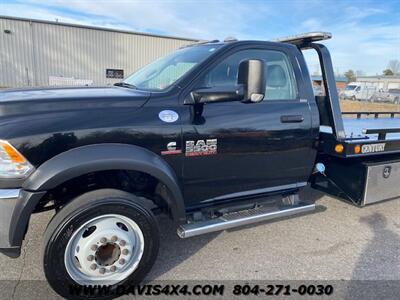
left=320, top=112, right=400, bottom=158
left=343, top=117, right=400, bottom=141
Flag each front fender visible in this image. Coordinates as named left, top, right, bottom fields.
left=23, top=143, right=186, bottom=223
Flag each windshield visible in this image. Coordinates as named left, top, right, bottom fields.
left=122, top=44, right=222, bottom=91
left=345, top=85, right=357, bottom=90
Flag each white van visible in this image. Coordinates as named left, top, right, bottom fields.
left=341, top=82, right=377, bottom=101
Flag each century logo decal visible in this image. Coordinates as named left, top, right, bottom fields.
left=186, top=139, right=217, bottom=157
left=361, top=143, right=386, bottom=154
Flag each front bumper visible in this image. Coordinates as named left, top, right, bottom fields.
left=0, top=189, right=22, bottom=257
left=0, top=188, right=46, bottom=258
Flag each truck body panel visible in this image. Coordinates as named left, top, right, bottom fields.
left=0, top=33, right=399, bottom=258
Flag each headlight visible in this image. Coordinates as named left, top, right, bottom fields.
left=0, top=140, right=34, bottom=178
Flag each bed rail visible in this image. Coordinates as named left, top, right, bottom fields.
left=362, top=127, right=400, bottom=140
left=342, top=112, right=400, bottom=119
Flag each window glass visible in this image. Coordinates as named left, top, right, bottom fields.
left=345, top=85, right=357, bottom=90
left=203, top=49, right=298, bottom=100
left=123, top=44, right=222, bottom=91
left=145, top=62, right=195, bottom=90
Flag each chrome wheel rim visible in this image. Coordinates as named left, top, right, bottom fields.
left=64, top=214, right=145, bottom=285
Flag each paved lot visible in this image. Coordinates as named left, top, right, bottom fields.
left=0, top=188, right=399, bottom=299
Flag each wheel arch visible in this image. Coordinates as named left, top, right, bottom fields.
left=22, top=144, right=186, bottom=223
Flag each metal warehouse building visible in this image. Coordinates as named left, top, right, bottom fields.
left=356, top=75, right=400, bottom=90
left=0, top=16, right=198, bottom=88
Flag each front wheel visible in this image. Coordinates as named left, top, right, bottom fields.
left=42, top=189, right=159, bottom=299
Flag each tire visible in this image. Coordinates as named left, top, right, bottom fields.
left=42, top=189, right=159, bottom=299
left=351, top=96, right=356, bottom=101
left=395, top=97, right=399, bottom=104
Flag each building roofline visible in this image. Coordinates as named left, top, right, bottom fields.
left=0, top=15, right=200, bottom=42
left=357, top=75, right=400, bottom=79
left=311, top=75, right=347, bottom=82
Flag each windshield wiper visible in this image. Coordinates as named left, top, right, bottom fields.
left=114, top=82, right=137, bottom=89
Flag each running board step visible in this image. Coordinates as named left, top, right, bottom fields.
left=177, top=202, right=315, bottom=238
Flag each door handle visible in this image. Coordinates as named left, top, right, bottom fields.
left=280, top=115, right=304, bottom=123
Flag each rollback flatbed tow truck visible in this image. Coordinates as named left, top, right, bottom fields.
left=0, top=32, right=399, bottom=298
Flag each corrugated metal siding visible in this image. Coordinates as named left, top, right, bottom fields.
left=0, top=18, right=35, bottom=87
left=0, top=17, right=195, bottom=87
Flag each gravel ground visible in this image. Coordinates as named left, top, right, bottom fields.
left=340, top=99, right=400, bottom=112
left=0, top=188, right=399, bottom=299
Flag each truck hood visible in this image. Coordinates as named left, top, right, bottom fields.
left=0, top=86, right=150, bottom=116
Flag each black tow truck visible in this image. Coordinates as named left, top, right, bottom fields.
left=0, top=32, right=399, bottom=297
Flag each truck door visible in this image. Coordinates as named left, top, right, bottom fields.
left=181, top=47, right=316, bottom=206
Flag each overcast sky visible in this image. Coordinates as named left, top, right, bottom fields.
left=2, top=0, right=399, bottom=75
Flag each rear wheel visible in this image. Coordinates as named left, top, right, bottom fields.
left=42, top=189, right=159, bottom=299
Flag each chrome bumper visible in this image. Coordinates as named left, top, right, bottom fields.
left=0, top=189, right=21, bottom=199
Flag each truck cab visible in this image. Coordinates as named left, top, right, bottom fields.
left=172, top=41, right=318, bottom=205
left=0, top=32, right=399, bottom=298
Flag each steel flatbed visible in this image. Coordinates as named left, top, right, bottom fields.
left=319, top=112, right=400, bottom=158
left=276, top=33, right=400, bottom=205
left=313, top=109, right=400, bottom=205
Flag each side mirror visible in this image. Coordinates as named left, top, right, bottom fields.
left=188, top=85, right=244, bottom=104
left=238, top=59, right=266, bottom=103
left=184, top=58, right=266, bottom=105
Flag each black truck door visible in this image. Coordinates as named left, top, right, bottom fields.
left=181, top=47, right=315, bottom=206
